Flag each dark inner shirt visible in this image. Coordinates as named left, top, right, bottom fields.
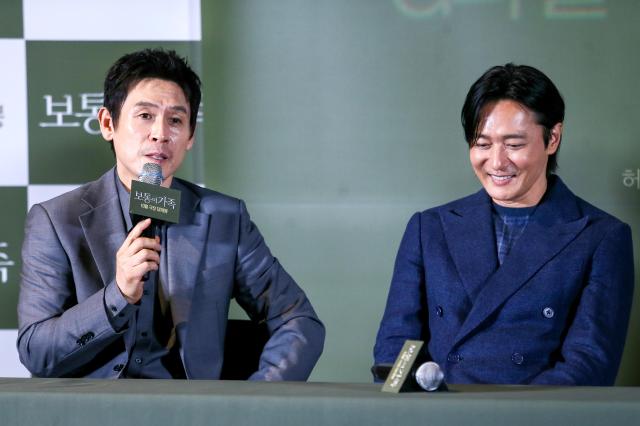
left=492, top=203, right=537, bottom=265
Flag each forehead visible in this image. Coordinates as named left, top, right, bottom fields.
left=479, top=100, right=538, bottom=129
left=124, top=78, right=189, bottom=109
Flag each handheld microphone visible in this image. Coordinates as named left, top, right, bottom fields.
left=130, top=163, right=164, bottom=281
left=132, top=163, right=164, bottom=239
left=138, top=162, right=164, bottom=186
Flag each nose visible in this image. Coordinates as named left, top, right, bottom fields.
left=150, top=117, right=170, bottom=143
left=489, top=144, right=509, bottom=170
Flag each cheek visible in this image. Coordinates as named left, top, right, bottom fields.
left=168, top=127, right=182, bottom=138
left=469, top=150, right=486, bottom=170
left=511, top=150, right=544, bottom=172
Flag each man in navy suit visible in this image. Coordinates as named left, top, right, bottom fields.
left=374, top=64, right=634, bottom=385
left=18, top=49, right=324, bottom=379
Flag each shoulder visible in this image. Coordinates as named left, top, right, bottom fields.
left=538, top=177, right=632, bottom=256
left=413, top=190, right=485, bottom=224
left=429, top=191, right=484, bottom=214
left=575, top=196, right=627, bottom=227
left=32, top=175, right=109, bottom=220
left=574, top=196, right=631, bottom=248
left=173, top=178, right=245, bottom=215
left=552, top=176, right=629, bottom=229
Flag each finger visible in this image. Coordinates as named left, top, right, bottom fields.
left=131, top=248, right=161, bottom=266
left=125, top=218, right=153, bottom=244
left=131, top=260, right=159, bottom=278
left=127, top=236, right=162, bottom=254
left=123, top=256, right=159, bottom=282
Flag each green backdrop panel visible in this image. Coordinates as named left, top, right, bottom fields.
left=202, top=0, right=640, bottom=384
left=27, top=41, right=204, bottom=185
left=0, top=187, right=26, bottom=328
left=0, top=0, right=23, bottom=38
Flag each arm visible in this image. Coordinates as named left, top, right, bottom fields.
left=17, top=204, right=127, bottom=377
left=530, top=222, right=635, bottom=385
left=17, top=205, right=158, bottom=377
left=232, top=201, right=325, bottom=381
left=373, top=213, right=429, bottom=369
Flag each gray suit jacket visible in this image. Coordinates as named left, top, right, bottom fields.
left=18, top=168, right=324, bottom=379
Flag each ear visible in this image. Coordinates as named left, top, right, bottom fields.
left=186, top=135, right=195, bottom=151
left=546, top=122, right=562, bottom=155
left=97, top=107, right=115, bottom=141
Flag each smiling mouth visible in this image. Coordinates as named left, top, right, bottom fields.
left=489, top=173, right=516, bottom=183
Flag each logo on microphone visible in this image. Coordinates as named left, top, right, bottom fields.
left=130, top=180, right=182, bottom=224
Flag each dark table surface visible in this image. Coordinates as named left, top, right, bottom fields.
left=1, top=378, right=638, bottom=426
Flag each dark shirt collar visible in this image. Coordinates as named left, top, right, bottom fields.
left=492, top=203, right=537, bottom=219
left=114, top=168, right=133, bottom=231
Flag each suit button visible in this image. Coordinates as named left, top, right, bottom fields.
left=542, top=307, right=555, bottom=318
left=113, top=364, right=124, bottom=372
left=447, top=353, right=462, bottom=363
left=134, top=357, right=143, bottom=364
left=436, top=306, right=444, bottom=317
left=75, top=332, right=95, bottom=346
left=511, top=352, right=524, bottom=365
left=110, top=305, right=118, bottom=312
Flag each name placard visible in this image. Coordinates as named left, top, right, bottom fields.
left=129, top=180, right=181, bottom=223
left=381, top=340, right=424, bottom=393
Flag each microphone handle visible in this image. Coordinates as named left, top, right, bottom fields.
left=132, top=215, right=162, bottom=281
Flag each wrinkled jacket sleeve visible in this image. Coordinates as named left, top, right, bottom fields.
left=17, top=204, right=129, bottom=378
left=232, top=201, right=325, bottom=381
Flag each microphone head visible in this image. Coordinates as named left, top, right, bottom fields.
left=415, top=361, right=445, bottom=392
left=139, top=163, right=164, bottom=186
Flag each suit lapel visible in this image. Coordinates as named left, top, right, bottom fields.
left=79, top=172, right=209, bottom=367
left=165, top=180, right=209, bottom=331
left=450, top=176, right=589, bottom=347
left=441, top=191, right=499, bottom=301
left=78, top=169, right=127, bottom=288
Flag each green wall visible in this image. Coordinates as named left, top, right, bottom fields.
left=202, top=0, right=640, bottom=383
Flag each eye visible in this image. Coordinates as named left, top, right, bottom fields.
left=474, top=142, right=491, bottom=150
left=139, top=112, right=152, bottom=120
left=170, top=117, right=183, bottom=125
left=506, top=143, right=525, bottom=149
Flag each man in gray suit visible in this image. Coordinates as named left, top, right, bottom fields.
left=17, top=49, right=324, bottom=379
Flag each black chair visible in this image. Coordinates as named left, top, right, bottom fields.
left=220, top=319, right=270, bottom=380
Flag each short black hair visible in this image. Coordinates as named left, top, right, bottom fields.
left=461, top=63, right=564, bottom=173
left=103, top=48, right=201, bottom=137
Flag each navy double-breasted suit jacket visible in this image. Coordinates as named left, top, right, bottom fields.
left=374, top=176, right=634, bottom=385
left=18, top=168, right=324, bottom=379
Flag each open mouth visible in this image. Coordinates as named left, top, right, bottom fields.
left=145, top=153, right=168, bottom=161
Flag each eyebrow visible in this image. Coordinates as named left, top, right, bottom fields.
left=133, top=101, right=189, bottom=114
left=477, top=132, right=527, bottom=141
